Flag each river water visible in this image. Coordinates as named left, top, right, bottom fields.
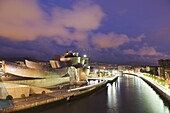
left=15, top=75, right=170, bottom=113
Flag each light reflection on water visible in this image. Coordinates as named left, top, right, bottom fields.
left=107, top=75, right=170, bottom=113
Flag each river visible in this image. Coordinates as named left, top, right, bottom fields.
left=15, top=75, right=170, bottom=113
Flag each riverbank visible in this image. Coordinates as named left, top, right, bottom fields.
left=140, top=74, right=170, bottom=104
left=125, top=73, right=170, bottom=104
left=0, top=75, right=118, bottom=113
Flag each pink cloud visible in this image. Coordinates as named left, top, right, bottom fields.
left=0, top=0, right=105, bottom=48
left=92, top=32, right=130, bottom=49
left=0, top=0, right=147, bottom=51
left=123, top=46, right=165, bottom=56
left=0, top=0, right=44, bottom=40
left=91, top=32, right=146, bottom=49
left=52, top=3, right=105, bottom=31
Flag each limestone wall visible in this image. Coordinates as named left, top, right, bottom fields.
left=78, top=68, right=87, bottom=81
left=0, top=83, right=30, bottom=99
left=68, top=67, right=78, bottom=83
left=84, top=66, right=90, bottom=76
left=29, top=86, right=52, bottom=94
left=68, top=67, right=87, bottom=83
left=0, top=82, right=54, bottom=99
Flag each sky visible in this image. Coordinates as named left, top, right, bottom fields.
left=0, top=0, right=170, bottom=65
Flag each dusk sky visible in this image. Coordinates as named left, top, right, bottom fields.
left=0, top=0, right=170, bottom=65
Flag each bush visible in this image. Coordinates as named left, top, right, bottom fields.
left=161, top=81, right=166, bottom=86
left=145, top=74, right=166, bottom=86
left=168, top=84, right=170, bottom=89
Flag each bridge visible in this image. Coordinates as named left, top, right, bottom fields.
left=88, top=75, right=119, bottom=83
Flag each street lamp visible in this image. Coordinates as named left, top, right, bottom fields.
left=83, top=54, right=87, bottom=57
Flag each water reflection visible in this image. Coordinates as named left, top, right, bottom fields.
left=107, top=83, right=118, bottom=113
left=107, top=75, right=170, bottom=113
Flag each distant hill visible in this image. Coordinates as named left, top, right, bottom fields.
left=91, top=59, right=157, bottom=66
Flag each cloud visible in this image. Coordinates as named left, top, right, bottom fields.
left=131, top=34, right=145, bottom=42
left=123, top=46, right=165, bottom=56
left=52, top=2, right=105, bottom=31
left=91, top=32, right=145, bottom=49
left=92, top=32, right=129, bottom=49
left=0, top=0, right=105, bottom=48
left=0, top=0, right=146, bottom=50
left=0, top=0, right=44, bottom=40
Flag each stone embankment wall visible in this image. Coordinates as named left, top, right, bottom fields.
left=140, top=76, right=170, bottom=104
left=29, top=86, right=52, bottom=94
left=0, top=82, right=53, bottom=99
left=124, top=73, right=170, bottom=104
left=0, top=83, right=30, bottom=99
